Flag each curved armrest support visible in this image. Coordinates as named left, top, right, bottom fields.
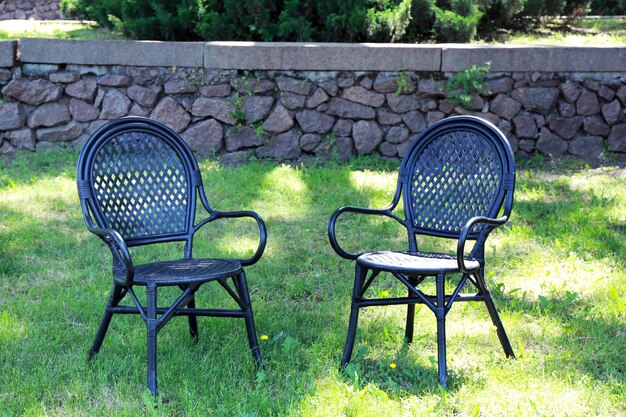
left=89, top=227, right=134, bottom=287
left=456, top=215, right=508, bottom=274
left=205, top=210, right=267, bottom=266
left=328, top=205, right=406, bottom=260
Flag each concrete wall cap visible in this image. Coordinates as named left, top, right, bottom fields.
left=204, top=41, right=442, bottom=71
left=441, top=45, right=626, bottom=72
left=9, top=39, right=626, bottom=73
left=19, top=38, right=204, bottom=67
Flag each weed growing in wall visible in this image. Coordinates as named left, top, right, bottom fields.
left=444, top=62, right=491, bottom=109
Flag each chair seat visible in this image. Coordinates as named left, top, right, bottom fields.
left=357, top=251, right=480, bottom=274
left=133, top=258, right=242, bottom=286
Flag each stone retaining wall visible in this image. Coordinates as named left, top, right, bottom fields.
left=1, top=39, right=625, bottom=162
left=0, top=0, right=61, bottom=20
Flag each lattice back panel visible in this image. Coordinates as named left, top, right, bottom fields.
left=408, top=129, right=502, bottom=234
left=91, top=131, right=190, bottom=240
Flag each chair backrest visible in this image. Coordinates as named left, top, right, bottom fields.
left=77, top=117, right=202, bottom=246
left=399, top=116, right=515, bottom=242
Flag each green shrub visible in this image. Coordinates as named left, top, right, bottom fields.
left=405, top=0, right=437, bottom=41
left=522, top=0, right=592, bottom=16
left=63, top=0, right=439, bottom=43
left=61, top=0, right=605, bottom=43
left=196, top=0, right=281, bottom=41
left=121, top=0, right=198, bottom=41
left=276, top=0, right=316, bottom=41
left=61, top=0, right=198, bottom=41
left=365, top=0, right=413, bottom=42
left=60, top=0, right=121, bottom=26
left=320, top=0, right=371, bottom=42
left=480, top=0, right=527, bottom=26
left=590, top=0, right=626, bottom=14
left=434, top=0, right=483, bottom=42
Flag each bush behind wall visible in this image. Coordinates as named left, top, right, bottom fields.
left=61, top=0, right=618, bottom=43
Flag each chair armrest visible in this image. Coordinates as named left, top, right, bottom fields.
left=456, top=215, right=508, bottom=274
left=203, top=210, right=267, bottom=266
left=328, top=205, right=406, bottom=260
left=89, top=227, right=134, bottom=287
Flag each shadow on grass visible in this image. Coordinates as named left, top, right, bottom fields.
left=496, top=289, right=626, bottom=385
left=488, top=167, right=626, bottom=384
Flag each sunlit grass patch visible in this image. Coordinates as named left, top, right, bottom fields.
left=501, top=31, right=626, bottom=46
left=567, top=16, right=626, bottom=32
left=0, top=19, right=125, bottom=40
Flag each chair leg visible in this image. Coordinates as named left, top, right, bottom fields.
left=435, top=272, right=447, bottom=387
left=405, top=276, right=418, bottom=344
left=88, top=284, right=123, bottom=362
left=187, top=293, right=199, bottom=341
left=480, top=284, right=515, bottom=359
left=146, top=283, right=158, bottom=397
left=341, top=264, right=366, bottom=367
left=235, top=271, right=262, bottom=367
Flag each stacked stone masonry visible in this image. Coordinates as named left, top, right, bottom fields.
left=0, top=0, right=61, bottom=20
left=1, top=64, right=625, bottom=161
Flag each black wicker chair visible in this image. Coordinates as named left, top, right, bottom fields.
left=328, top=115, right=516, bottom=387
left=77, top=117, right=266, bottom=396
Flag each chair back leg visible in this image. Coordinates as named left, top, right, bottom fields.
left=235, top=271, right=262, bottom=366
left=405, top=276, right=418, bottom=344
left=186, top=294, right=199, bottom=340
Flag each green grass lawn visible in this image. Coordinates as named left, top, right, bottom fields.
left=1, top=150, right=625, bottom=416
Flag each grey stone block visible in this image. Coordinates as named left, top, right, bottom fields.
left=36, top=120, right=83, bottom=142
left=536, top=127, right=567, bottom=158
left=19, top=39, right=204, bottom=67
left=150, top=97, right=190, bottom=133
left=608, top=123, right=626, bottom=153
left=2, top=78, right=62, bottom=106
left=243, top=96, right=275, bottom=125
left=353, top=120, right=382, bottom=155
left=0, top=41, right=16, bottom=67
left=295, top=110, right=334, bottom=133
left=0, top=102, right=25, bottom=130
left=549, top=116, right=583, bottom=139
left=27, top=102, right=70, bottom=129
left=204, top=42, right=441, bottom=71
left=256, top=130, right=301, bottom=160
left=6, top=128, right=35, bottom=150
left=191, top=97, right=236, bottom=125
left=300, top=133, right=322, bottom=152
left=442, top=46, right=626, bottom=72
left=263, top=105, right=293, bottom=134
left=182, top=119, right=223, bottom=156
left=569, top=135, right=605, bottom=158
left=225, top=126, right=263, bottom=151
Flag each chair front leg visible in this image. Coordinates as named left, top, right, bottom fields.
left=435, top=272, right=447, bottom=387
left=475, top=271, right=515, bottom=359
left=341, top=263, right=367, bottom=367
left=146, top=283, right=158, bottom=397
left=235, top=271, right=262, bottom=367
left=88, top=284, right=124, bottom=362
